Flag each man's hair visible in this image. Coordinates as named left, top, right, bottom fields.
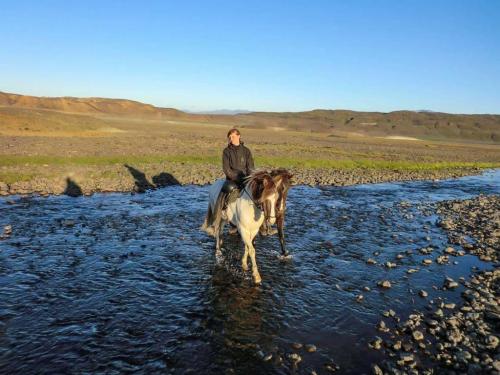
left=227, top=128, right=241, bottom=138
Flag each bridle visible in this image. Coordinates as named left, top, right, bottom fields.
left=243, top=186, right=277, bottom=221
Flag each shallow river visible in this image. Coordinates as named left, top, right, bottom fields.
left=1, top=170, right=499, bottom=374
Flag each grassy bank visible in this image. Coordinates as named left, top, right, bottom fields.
left=1, top=154, right=499, bottom=170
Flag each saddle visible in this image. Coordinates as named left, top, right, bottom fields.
left=220, top=180, right=240, bottom=220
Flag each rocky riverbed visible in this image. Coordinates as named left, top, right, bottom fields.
left=0, top=163, right=485, bottom=196
left=371, top=194, right=499, bottom=374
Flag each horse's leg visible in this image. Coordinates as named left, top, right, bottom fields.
left=241, top=228, right=261, bottom=283
left=242, top=243, right=249, bottom=272
left=248, top=231, right=262, bottom=284
left=214, top=221, right=223, bottom=259
left=249, top=242, right=262, bottom=284
left=277, top=215, right=288, bottom=256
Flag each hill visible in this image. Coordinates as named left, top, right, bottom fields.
left=1, top=91, right=499, bottom=142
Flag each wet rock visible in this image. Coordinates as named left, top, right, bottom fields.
left=291, top=342, right=303, bottom=350
left=392, top=340, right=402, bottom=350
left=407, top=268, right=419, bottom=274
left=305, top=344, right=317, bottom=353
left=485, top=335, right=498, bottom=349
left=377, top=320, right=390, bottom=333
left=4, top=224, right=12, bottom=234
left=324, top=362, right=340, bottom=372
left=263, top=353, right=273, bottom=361
left=444, top=246, right=456, bottom=255
left=419, top=290, right=428, bottom=298
left=419, top=247, right=433, bottom=255
left=371, top=364, right=383, bottom=375
left=436, top=255, right=449, bottom=264
left=444, top=277, right=459, bottom=289
left=382, top=309, right=396, bottom=318
left=288, top=353, right=301, bottom=364
left=412, top=330, right=424, bottom=341
left=385, top=261, right=397, bottom=268
left=378, top=280, right=392, bottom=289
left=366, top=258, right=377, bottom=265
left=422, top=259, right=433, bottom=265
left=356, top=295, right=364, bottom=302
left=369, top=337, right=383, bottom=350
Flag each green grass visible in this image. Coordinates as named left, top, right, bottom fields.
left=0, top=154, right=499, bottom=171
left=0, top=172, right=37, bottom=184
left=256, top=157, right=500, bottom=171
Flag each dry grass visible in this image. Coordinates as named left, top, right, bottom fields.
left=1, top=107, right=499, bottom=188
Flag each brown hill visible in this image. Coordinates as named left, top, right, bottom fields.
left=0, top=91, right=184, bottom=118
left=1, top=91, right=499, bottom=143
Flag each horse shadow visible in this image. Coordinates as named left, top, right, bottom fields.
left=64, top=177, right=83, bottom=197
left=124, top=164, right=180, bottom=193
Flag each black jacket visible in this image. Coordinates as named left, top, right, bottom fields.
left=222, top=143, right=255, bottom=184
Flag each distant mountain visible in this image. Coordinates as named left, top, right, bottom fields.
left=184, top=109, right=252, bottom=115
left=1, top=91, right=499, bottom=143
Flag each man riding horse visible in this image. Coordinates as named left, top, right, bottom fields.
left=215, top=128, right=276, bottom=236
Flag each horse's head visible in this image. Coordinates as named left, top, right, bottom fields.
left=247, top=171, right=279, bottom=225
left=260, top=175, right=279, bottom=225
left=270, top=168, right=293, bottom=215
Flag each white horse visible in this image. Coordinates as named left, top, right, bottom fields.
left=202, top=170, right=281, bottom=284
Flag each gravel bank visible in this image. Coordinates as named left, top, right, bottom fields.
left=371, top=194, right=500, bottom=374
left=0, top=163, right=486, bottom=196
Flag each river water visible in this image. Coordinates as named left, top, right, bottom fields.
left=1, top=170, right=499, bottom=374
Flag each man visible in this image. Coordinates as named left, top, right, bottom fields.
left=210, top=128, right=254, bottom=234
left=223, top=128, right=254, bottom=188
left=218, top=128, right=276, bottom=236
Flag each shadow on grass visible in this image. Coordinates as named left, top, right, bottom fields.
left=64, top=177, right=83, bottom=197
left=124, top=164, right=180, bottom=193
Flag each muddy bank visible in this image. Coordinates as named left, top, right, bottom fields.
left=371, top=194, right=499, bottom=374
left=0, top=163, right=486, bottom=196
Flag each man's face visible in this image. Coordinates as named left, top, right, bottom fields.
left=229, top=132, right=240, bottom=145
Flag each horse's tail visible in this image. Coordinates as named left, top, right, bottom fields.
left=201, top=192, right=226, bottom=237
left=201, top=201, right=216, bottom=236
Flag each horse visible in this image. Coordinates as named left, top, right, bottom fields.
left=201, top=168, right=292, bottom=284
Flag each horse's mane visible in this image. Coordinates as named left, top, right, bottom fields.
left=270, top=168, right=293, bottom=191
left=245, top=168, right=292, bottom=202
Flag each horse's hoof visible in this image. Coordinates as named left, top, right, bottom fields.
left=215, top=250, right=223, bottom=263
left=242, top=264, right=249, bottom=272
left=279, top=254, right=293, bottom=261
left=253, top=275, right=262, bottom=284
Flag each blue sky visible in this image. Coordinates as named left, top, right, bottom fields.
left=1, top=0, right=499, bottom=113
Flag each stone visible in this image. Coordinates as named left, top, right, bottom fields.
left=288, top=353, right=301, bottom=363
left=377, top=320, right=390, bottom=333
left=3, top=225, right=12, bottom=235
left=485, top=335, right=499, bottom=349
left=412, top=330, right=424, bottom=341
left=419, top=290, right=428, bottom=298
left=370, top=337, right=383, bottom=350
left=378, top=280, right=391, bottom=289
left=305, top=344, right=317, bottom=353
left=422, top=259, right=433, bottom=265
